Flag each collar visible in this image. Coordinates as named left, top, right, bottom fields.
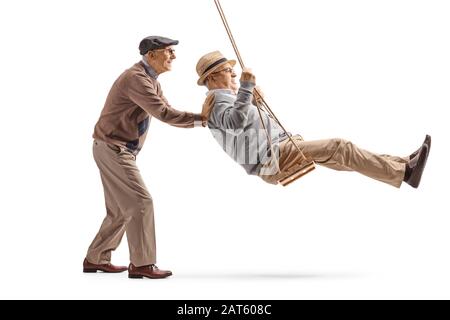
left=140, top=58, right=159, bottom=80
left=206, top=89, right=235, bottom=96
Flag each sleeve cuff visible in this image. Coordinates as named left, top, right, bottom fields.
left=240, top=80, right=256, bottom=93
left=193, top=113, right=204, bottom=127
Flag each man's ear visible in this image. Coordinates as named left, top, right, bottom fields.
left=147, top=52, right=155, bottom=61
left=206, top=75, right=214, bottom=86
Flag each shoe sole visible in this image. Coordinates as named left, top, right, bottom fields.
left=410, top=135, right=431, bottom=160
left=83, top=269, right=98, bottom=273
left=83, top=268, right=127, bottom=273
left=128, top=273, right=172, bottom=279
left=407, top=144, right=430, bottom=188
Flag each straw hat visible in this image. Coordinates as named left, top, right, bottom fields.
left=196, top=51, right=236, bottom=86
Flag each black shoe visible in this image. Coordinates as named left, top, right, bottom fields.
left=409, top=135, right=431, bottom=160
left=405, top=144, right=430, bottom=188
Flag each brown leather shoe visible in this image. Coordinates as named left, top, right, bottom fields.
left=128, top=263, right=173, bottom=279
left=405, top=144, right=430, bottom=188
left=83, top=258, right=128, bottom=273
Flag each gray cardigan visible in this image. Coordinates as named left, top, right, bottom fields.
left=207, top=81, right=289, bottom=175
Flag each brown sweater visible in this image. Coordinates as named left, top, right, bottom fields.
left=93, top=62, right=201, bottom=153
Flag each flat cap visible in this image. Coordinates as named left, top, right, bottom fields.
left=139, top=36, right=179, bottom=55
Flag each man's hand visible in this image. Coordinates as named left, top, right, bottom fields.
left=253, top=86, right=265, bottom=105
left=201, top=94, right=215, bottom=125
left=240, top=68, right=256, bottom=84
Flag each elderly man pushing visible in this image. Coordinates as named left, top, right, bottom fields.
left=84, top=36, right=205, bottom=279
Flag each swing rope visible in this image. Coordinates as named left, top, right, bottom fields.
left=213, top=0, right=315, bottom=186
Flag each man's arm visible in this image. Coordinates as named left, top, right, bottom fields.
left=127, top=74, right=203, bottom=128
left=213, top=69, right=256, bottom=132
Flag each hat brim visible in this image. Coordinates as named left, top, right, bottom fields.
left=197, top=59, right=237, bottom=86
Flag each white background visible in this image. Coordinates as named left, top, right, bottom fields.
left=0, top=0, right=449, bottom=299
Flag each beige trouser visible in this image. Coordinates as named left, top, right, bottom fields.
left=86, top=140, right=156, bottom=267
left=260, top=136, right=407, bottom=188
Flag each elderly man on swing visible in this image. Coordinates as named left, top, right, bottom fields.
left=197, top=51, right=430, bottom=188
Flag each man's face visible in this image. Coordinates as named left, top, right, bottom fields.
left=208, top=63, right=237, bottom=91
left=147, top=46, right=176, bottom=74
